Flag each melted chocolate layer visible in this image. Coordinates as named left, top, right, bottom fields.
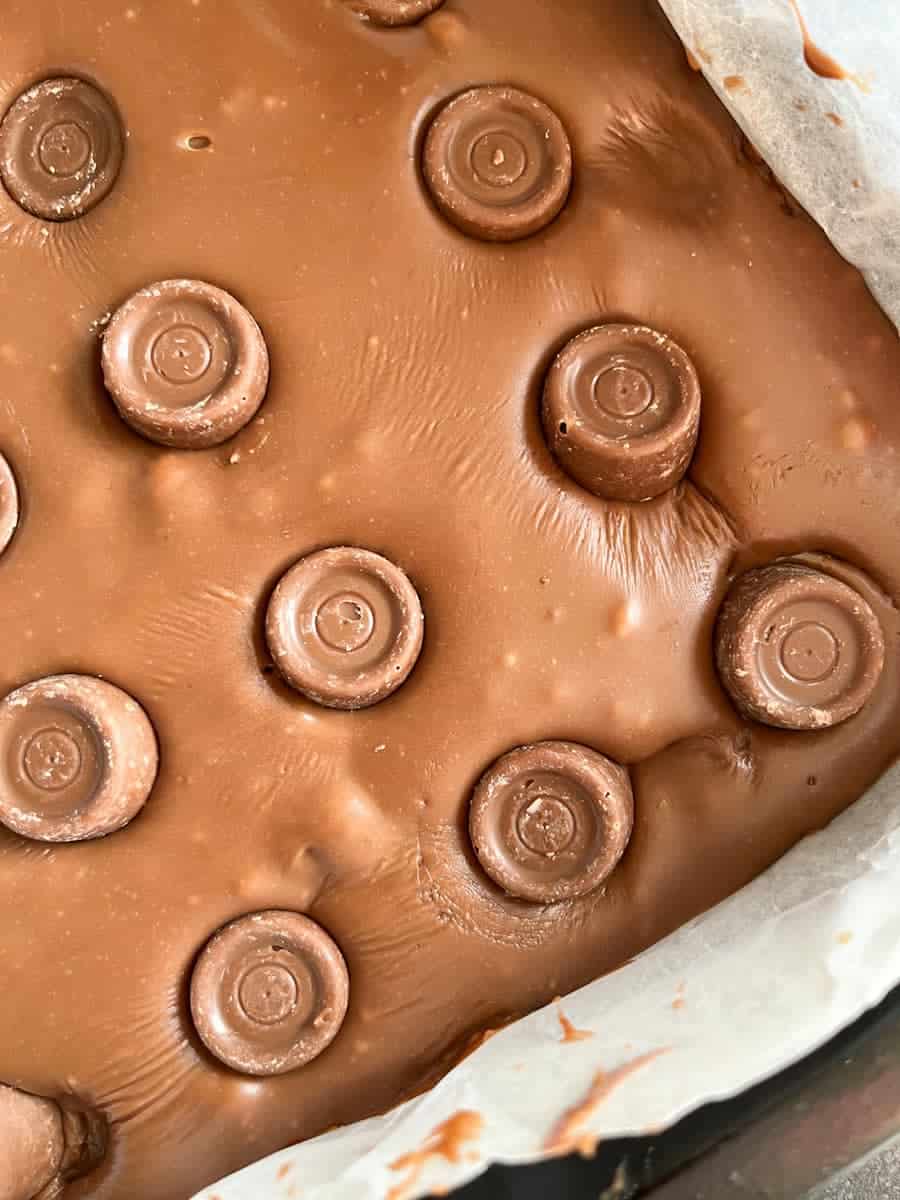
left=0, top=2, right=899, bottom=1197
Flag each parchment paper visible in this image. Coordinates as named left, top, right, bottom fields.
left=662, top=0, right=900, bottom=330
left=195, top=5, right=900, bottom=1196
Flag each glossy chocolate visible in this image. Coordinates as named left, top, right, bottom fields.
left=1, top=1, right=900, bottom=1197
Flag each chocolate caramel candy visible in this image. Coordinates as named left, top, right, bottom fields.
left=469, top=741, right=633, bottom=903
left=715, top=559, right=885, bottom=730
left=265, top=547, right=424, bottom=709
left=101, top=279, right=269, bottom=450
left=542, top=324, right=702, bottom=502
left=0, top=77, right=123, bottom=221
left=190, top=910, right=350, bottom=1077
left=0, top=1085, right=64, bottom=1200
left=0, top=452, right=18, bottom=558
left=0, top=674, right=158, bottom=841
left=346, top=0, right=445, bottom=25
left=422, top=85, right=572, bottom=242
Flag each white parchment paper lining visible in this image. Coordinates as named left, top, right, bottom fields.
left=196, top=4, right=900, bottom=1196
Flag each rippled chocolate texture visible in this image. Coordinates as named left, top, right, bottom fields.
left=2, top=1, right=900, bottom=1198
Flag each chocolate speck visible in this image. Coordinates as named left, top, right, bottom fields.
left=388, top=1111, right=483, bottom=1200
left=557, top=1005, right=594, bottom=1043
left=545, top=1050, right=668, bottom=1156
left=787, top=0, right=863, bottom=86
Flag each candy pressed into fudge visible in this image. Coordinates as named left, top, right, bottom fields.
left=1, top=1, right=900, bottom=1198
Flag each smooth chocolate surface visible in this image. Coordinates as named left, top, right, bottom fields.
left=1, top=1, right=900, bottom=1198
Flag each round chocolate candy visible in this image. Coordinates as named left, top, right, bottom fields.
left=190, top=910, right=350, bottom=1076
left=0, top=451, right=19, bottom=558
left=0, top=674, right=158, bottom=842
left=0, top=77, right=123, bottom=221
left=422, top=85, right=572, bottom=243
left=265, top=546, right=424, bottom=709
left=101, top=279, right=269, bottom=449
left=715, top=559, right=885, bottom=730
left=0, top=1085, right=64, bottom=1200
left=346, top=0, right=444, bottom=24
left=468, top=741, right=633, bottom=903
left=543, top=324, right=702, bottom=502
